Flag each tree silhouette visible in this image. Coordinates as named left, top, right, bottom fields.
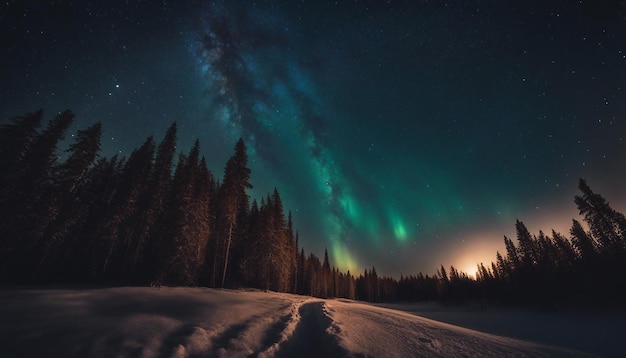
left=214, top=138, right=252, bottom=288
left=4, top=109, right=626, bottom=309
left=32, top=121, right=103, bottom=281
left=0, top=110, right=73, bottom=282
left=133, top=122, right=178, bottom=282
left=0, top=109, right=43, bottom=200
left=98, top=136, right=155, bottom=279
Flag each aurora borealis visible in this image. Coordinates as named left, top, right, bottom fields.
left=2, top=1, right=626, bottom=277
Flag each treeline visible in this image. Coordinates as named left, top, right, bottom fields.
left=3, top=110, right=625, bottom=309
left=474, top=178, right=626, bottom=308
left=0, top=109, right=356, bottom=298
left=351, top=179, right=626, bottom=309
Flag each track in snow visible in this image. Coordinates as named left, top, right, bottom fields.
left=276, top=302, right=348, bottom=358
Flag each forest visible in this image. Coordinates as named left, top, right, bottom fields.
left=1, top=109, right=625, bottom=309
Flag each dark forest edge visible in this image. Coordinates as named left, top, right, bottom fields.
left=1, top=110, right=625, bottom=310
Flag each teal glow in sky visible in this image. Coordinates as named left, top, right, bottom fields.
left=2, top=1, right=626, bottom=276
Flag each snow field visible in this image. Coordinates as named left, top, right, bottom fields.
left=0, top=287, right=305, bottom=357
left=0, top=287, right=593, bottom=357
left=326, top=300, right=585, bottom=357
left=374, top=301, right=625, bottom=357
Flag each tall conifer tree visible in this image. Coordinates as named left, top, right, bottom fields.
left=215, top=138, right=251, bottom=288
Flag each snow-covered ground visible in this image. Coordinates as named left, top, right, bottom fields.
left=375, top=302, right=625, bottom=357
left=0, top=287, right=603, bottom=357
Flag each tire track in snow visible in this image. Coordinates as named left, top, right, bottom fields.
left=275, top=301, right=349, bottom=358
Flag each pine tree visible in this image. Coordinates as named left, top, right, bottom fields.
left=293, top=229, right=299, bottom=293
left=0, top=110, right=73, bottom=282
left=366, top=271, right=377, bottom=300
left=575, top=178, right=626, bottom=255
left=4, top=110, right=74, bottom=230
left=254, top=193, right=288, bottom=291
left=0, top=109, right=43, bottom=199
left=239, top=199, right=260, bottom=286
left=346, top=270, right=355, bottom=299
left=0, top=109, right=44, bottom=279
left=503, top=236, right=520, bottom=271
left=271, top=188, right=291, bottom=292
left=495, top=251, right=509, bottom=279
left=308, top=253, right=322, bottom=297
left=133, top=122, right=177, bottom=282
left=67, top=155, right=124, bottom=280
left=55, top=122, right=103, bottom=195
left=31, top=122, right=103, bottom=281
left=438, top=264, right=449, bottom=283
left=551, top=230, right=576, bottom=269
left=195, top=156, right=214, bottom=281
left=215, top=138, right=252, bottom=288
left=371, top=266, right=380, bottom=302
left=158, top=141, right=210, bottom=285
left=515, top=220, right=537, bottom=268
left=322, top=248, right=331, bottom=297
left=297, top=247, right=306, bottom=294
left=570, top=219, right=597, bottom=261
left=97, top=136, right=155, bottom=279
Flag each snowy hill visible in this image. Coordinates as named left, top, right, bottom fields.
left=0, top=287, right=597, bottom=357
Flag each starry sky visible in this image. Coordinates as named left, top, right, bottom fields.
left=3, top=1, right=626, bottom=277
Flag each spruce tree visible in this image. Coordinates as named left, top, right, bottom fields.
left=293, top=229, right=299, bottom=293
left=255, top=195, right=275, bottom=291
left=240, top=199, right=260, bottom=286
left=215, top=138, right=252, bottom=288
left=68, top=155, right=124, bottom=280
left=297, top=247, right=306, bottom=294
left=158, top=141, right=210, bottom=285
left=31, top=122, right=103, bottom=281
left=570, top=219, right=597, bottom=261
left=0, top=110, right=73, bottom=282
left=322, top=248, right=331, bottom=297
left=575, top=178, right=626, bottom=255
left=97, top=136, right=155, bottom=279
left=133, top=123, right=177, bottom=282
left=0, top=109, right=43, bottom=199
left=515, top=220, right=537, bottom=268
left=271, top=188, right=291, bottom=292
left=55, top=122, right=103, bottom=194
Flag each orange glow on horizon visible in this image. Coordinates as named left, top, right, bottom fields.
left=446, top=203, right=584, bottom=278
left=450, top=239, right=501, bottom=278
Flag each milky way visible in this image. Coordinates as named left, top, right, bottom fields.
left=188, top=2, right=367, bottom=270
left=2, top=1, right=626, bottom=276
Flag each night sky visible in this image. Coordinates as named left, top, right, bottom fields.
left=3, top=1, right=626, bottom=277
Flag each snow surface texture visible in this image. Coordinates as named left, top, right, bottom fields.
left=0, top=287, right=598, bottom=357
left=374, top=302, right=625, bottom=357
